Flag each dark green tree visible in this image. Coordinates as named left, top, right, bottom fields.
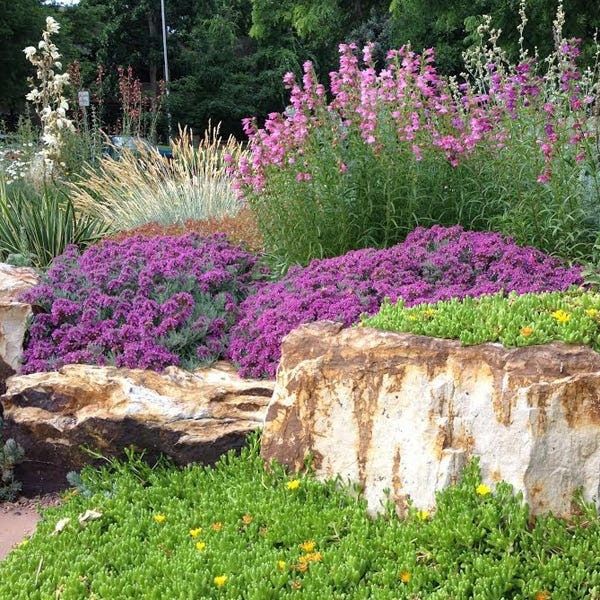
left=0, top=0, right=45, bottom=118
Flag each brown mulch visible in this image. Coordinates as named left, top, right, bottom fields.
left=108, top=208, right=264, bottom=253
left=0, top=492, right=62, bottom=560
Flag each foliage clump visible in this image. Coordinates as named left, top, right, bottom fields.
left=0, top=415, right=25, bottom=502
left=229, top=225, right=581, bottom=378
left=1, top=442, right=599, bottom=598
left=363, top=289, right=600, bottom=351
left=21, top=234, right=269, bottom=373
left=234, top=3, right=600, bottom=268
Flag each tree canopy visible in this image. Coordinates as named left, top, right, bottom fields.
left=2, top=0, right=598, bottom=136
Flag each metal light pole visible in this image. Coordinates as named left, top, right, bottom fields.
left=160, top=0, right=172, bottom=141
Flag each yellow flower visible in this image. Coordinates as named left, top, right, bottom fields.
left=534, top=591, right=551, bottom=600
left=189, top=528, right=202, bottom=538
left=551, top=309, right=571, bottom=324
left=213, top=575, right=228, bottom=587
left=586, top=308, right=599, bottom=319
left=295, top=562, right=309, bottom=573
left=399, top=571, right=411, bottom=583
left=153, top=513, right=166, bottom=524
left=211, top=522, right=223, bottom=532
left=299, top=540, right=316, bottom=553
left=242, top=514, right=253, bottom=525
left=304, top=551, right=323, bottom=563
left=195, top=541, right=206, bottom=552
left=287, top=479, right=300, bottom=491
left=291, top=580, right=302, bottom=590
left=416, top=510, right=430, bottom=521
left=476, top=483, right=491, bottom=496
left=520, top=326, right=534, bottom=337
left=277, top=560, right=287, bottom=571
left=423, top=308, right=436, bottom=318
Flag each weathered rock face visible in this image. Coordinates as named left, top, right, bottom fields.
left=262, top=322, right=600, bottom=517
left=2, top=362, right=274, bottom=494
left=0, top=264, right=38, bottom=392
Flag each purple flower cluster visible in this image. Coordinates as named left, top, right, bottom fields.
left=228, top=225, right=582, bottom=378
left=21, top=234, right=269, bottom=373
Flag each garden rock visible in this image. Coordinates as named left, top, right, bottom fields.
left=0, top=264, right=38, bottom=392
left=262, top=321, right=600, bottom=517
left=1, top=362, right=274, bottom=494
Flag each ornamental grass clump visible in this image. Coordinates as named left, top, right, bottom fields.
left=1, top=441, right=599, bottom=598
left=71, top=126, right=246, bottom=231
left=228, top=225, right=581, bottom=378
left=234, top=1, right=600, bottom=268
left=363, top=290, right=600, bottom=352
left=20, top=234, right=269, bottom=373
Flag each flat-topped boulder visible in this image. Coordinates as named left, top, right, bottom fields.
left=2, top=362, right=274, bottom=494
left=0, top=264, right=38, bottom=392
left=262, top=321, right=600, bottom=517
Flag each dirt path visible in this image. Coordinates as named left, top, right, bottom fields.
left=0, top=494, right=60, bottom=560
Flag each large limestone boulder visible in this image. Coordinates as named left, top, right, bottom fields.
left=0, top=263, right=38, bottom=392
left=262, top=322, right=600, bottom=517
left=2, top=362, right=274, bottom=494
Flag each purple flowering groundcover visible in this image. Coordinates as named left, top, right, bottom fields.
left=228, top=225, right=582, bottom=378
left=21, top=234, right=269, bottom=373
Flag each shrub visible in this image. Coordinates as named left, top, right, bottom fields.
left=229, top=225, right=582, bottom=378
left=234, top=4, right=600, bottom=268
left=363, top=290, right=600, bottom=351
left=0, top=416, right=24, bottom=502
left=1, top=441, right=599, bottom=598
left=0, top=178, right=109, bottom=268
left=108, top=208, right=264, bottom=253
left=21, top=234, right=269, bottom=373
left=71, top=126, right=246, bottom=231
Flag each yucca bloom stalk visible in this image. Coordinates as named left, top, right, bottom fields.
left=23, top=17, right=74, bottom=173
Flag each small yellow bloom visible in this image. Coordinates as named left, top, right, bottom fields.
left=520, top=326, right=534, bottom=337
left=242, top=514, right=253, bottom=525
left=195, top=541, right=206, bottom=552
left=287, top=479, right=301, bottom=491
left=290, top=580, right=302, bottom=590
left=211, top=522, right=223, bottom=532
left=423, top=308, right=436, bottom=318
left=551, top=309, right=571, bottom=324
left=214, top=575, right=228, bottom=587
left=586, top=308, right=599, bottom=319
left=295, top=561, right=309, bottom=573
left=416, top=510, right=430, bottom=521
left=189, top=528, right=202, bottom=538
left=277, top=560, right=287, bottom=571
left=304, top=551, right=323, bottom=563
left=399, top=571, right=411, bottom=583
left=299, top=540, right=316, bottom=553
left=534, top=591, right=551, bottom=600
left=476, top=483, right=491, bottom=496
left=153, top=513, right=166, bottom=524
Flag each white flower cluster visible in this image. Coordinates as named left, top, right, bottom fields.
left=0, top=145, right=35, bottom=184
left=23, top=17, right=74, bottom=172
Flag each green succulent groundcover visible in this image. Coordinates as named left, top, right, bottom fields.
left=363, top=290, right=600, bottom=352
left=1, top=439, right=599, bottom=599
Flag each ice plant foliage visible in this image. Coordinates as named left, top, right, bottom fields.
left=363, top=290, right=600, bottom=353
left=21, top=235, right=269, bottom=373
left=229, top=226, right=582, bottom=378
left=1, top=442, right=599, bottom=598
left=234, top=1, right=600, bottom=266
left=23, top=17, right=74, bottom=171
